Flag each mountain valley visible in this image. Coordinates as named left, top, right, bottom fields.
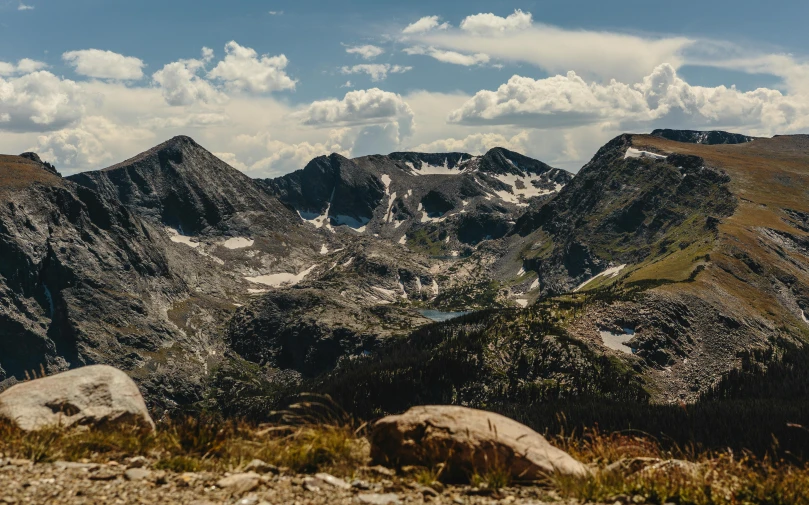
left=1, top=129, right=808, bottom=419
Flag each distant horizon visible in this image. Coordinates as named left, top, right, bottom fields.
left=2, top=1, right=809, bottom=176
left=21, top=126, right=762, bottom=178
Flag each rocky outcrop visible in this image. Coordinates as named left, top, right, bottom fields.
left=0, top=365, right=154, bottom=431
left=651, top=129, right=753, bottom=145
left=18, top=152, right=60, bottom=176
left=225, top=292, right=426, bottom=376
left=370, top=405, right=588, bottom=480
left=0, top=154, right=181, bottom=380
left=225, top=289, right=382, bottom=377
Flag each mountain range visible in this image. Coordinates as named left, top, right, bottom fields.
left=1, top=128, right=807, bottom=415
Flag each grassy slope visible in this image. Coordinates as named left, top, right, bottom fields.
left=627, top=135, right=809, bottom=340
left=0, top=155, right=63, bottom=191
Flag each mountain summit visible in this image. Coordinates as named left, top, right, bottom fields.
left=69, top=136, right=298, bottom=236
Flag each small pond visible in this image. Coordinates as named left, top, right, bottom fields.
left=419, top=309, right=472, bottom=322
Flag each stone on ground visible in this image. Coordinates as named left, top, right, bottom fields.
left=0, top=365, right=154, bottom=431
left=216, top=472, right=261, bottom=494
left=244, top=459, right=279, bottom=474
left=124, top=468, right=152, bottom=481
left=356, top=493, right=402, bottom=505
left=370, top=405, right=588, bottom=480
left=314, top=472, right=352, bottom=490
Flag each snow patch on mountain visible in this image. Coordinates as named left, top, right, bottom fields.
left=166, top=228, right=200, bottom=248
left=221, top=237, right=254, bottom=249
left=625, top=148, right=666, bottom=160
left=574, top=264, right=627, bottom=292
left=411, top=157, right=469, bottom=176
left=245, top=264, right=318, bottom=288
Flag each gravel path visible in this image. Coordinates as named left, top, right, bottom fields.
left=0, top=457, right=567, bottom=505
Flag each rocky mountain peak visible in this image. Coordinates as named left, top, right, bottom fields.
left=18, top=152, right=43, bottom=164
left=17, top=152, right=60, bottom=177
left=101, top=135, right=211, bottom=174
left=474, top=147, right=557, bottom=177
left=69, top=135, right=297, bottom=235
left=267, top=152, right=385, bottom=227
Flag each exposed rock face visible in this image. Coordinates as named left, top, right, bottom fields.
left=0, top=365, right=154, bottom=431
left=387, top=151, right=470, bottom=171
left=265, top=153, right=386, bottom=229
left=511, top=134, right=736, bottom=294
left=226, top=289, right=411, bottom=377
left=225, top=238, right=436, bottom=377
left=1, top=143, right=328, bottom=409
left=0, top=154, right=192, bottom=394
left=370, top=405, right=589, bottom=480
left=651, top=129, right=753, bottom=145
left=69, top=135, right=300, bottom=237
left=265, top=147, right=572, bottom=254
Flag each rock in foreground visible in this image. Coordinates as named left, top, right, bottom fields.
left=0, top=365, right=154, bottom=431
left=370, top=405, right=588, bottom=480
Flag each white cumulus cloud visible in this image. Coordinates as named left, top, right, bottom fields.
left=33, top=116, right=152, bottom=168
left=62, top=49, right=145, bottom=80
left=345, top=44, right=385, bottom=60
left=410, top=131, right=530, bottom=155
left=201, top=47, right=214, bottom=63
left=207, top=41, right=296, bottom=93
left=295, top=88, right=414, bottom=133
left=402, top=15, right=449, bottom=34
left=340, top=64, right=411, bottom=82
left=0, top=71, right=90, bottom=132
left=294, top=88, right=416, bottom=155
left=0, top=58, right=47, bottom=76
left=404, top=46, right=489, bottom=66
left=459, top=9, right=533, bottom=35
left=152, top=58, right=224, bottom=106
left=448, top=63, right=809, bottom=135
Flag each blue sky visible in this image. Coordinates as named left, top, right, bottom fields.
left=2, top=0, right=809, bottom=175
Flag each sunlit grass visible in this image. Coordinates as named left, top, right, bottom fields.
left=1, top=413, right=807, bottom=503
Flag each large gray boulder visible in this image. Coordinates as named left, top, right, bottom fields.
left=370, top=405, right=588, bottom=481
left=0, top=365, right=154, bottom=431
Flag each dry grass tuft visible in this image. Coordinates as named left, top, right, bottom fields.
left=0, top=411, right=367, bottom=476
left=1, top=413, right=808, bottom=502
left=550, top=428, right=809, bottom=505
